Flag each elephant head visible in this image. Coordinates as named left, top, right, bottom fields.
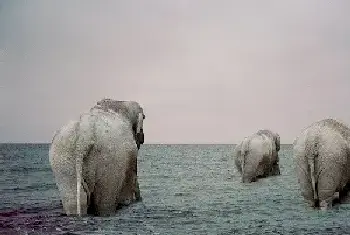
left=257, top=129, right=280, bottom=152
left=95, top=98, right=146, bottom=149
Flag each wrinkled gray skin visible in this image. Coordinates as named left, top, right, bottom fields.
left=234, top=129, right=281, bottom=183
left=256, top=129, right=281, bottom=175
left=293, top=118, right=350, bottom=210
left=95, top=99, right=145, bottom=149
left=49, top=99, right=145, bottom=216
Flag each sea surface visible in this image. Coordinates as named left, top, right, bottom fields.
left=1, top=144, right=350, bottom=235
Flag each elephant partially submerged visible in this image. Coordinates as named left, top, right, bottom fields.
left=234, top=129, right=281, bottom=183
left=49, top=99, right=146, bottom=216
left=294, top=118, right=350, bottom=210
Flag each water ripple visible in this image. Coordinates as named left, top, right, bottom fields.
left=1, top=144, right=350, bottom=234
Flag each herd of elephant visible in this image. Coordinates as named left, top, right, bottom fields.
left=49, top=98, right=350, bottom=217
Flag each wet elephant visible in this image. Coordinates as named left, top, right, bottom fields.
left=234, top=129, right=281, bottom=183
left=49, top=99, right=146, bottom=216
left=294, top=118, right=350, bottom=210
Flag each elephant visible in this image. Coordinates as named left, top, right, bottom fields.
left=49, top=99, right=146, bottom=216
left=233, top=129, right=281, bottom=183
left=233, top=141, right=243, bottom=175
left=293, top=118, right=350, bottom=210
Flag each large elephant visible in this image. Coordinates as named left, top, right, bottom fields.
left=49, top=99, right=146, bottom=216
left=293, top=118, right=350, bottom=210
left=234, top=129, right=281, bottom=183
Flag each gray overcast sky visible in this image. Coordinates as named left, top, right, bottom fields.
left=1, top=0, right=350, bottom=144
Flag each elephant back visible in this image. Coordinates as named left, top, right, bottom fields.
left=243, top=134, right=275, bottom=163
left=81, top=109, right=137, bottom=154
left=257, top=129, right=280, bottom=152
left=94, top=99, right=130, bottom=118
left=314, top=119, right=350, bottom=142
left=94, top=99, right=142, bottom=127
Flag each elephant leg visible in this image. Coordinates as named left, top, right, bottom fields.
left=297, top=167, right=315, bottom=206
left=269, top=161, right=280, bottom=176
left=269, top=150, right=280, bottom=176
left=338, top=183, right=350, bottom=203
left=339, top=192, right=350, bottom=204
left=118, top=151, right=139, bottom=206
left=257, top=154, right=273, bottom=178
left=93, top=181, right=120, bottom=216
left=54, top=172, right=88, bottom=216
left=135, top=180, right=142, bottom=201
left=318, top=172, right=339, bottom=210
left=320, top=197, right=333, bottom=210
left=92, top=158, right=127, bottom=216
left=243, top=176, right=257, bottom=183
left=118, top=180, right=136, bottom=206
left=333, top=191, right=340, bottom=202
left=305, top=199, right=317, bottom=208
left=255, top=161, right=266, bottom=178
left=119, top=177, right=142, bottom=204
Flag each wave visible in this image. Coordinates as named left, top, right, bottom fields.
left=2, top=167, right=52, bottom=173
left=1, top=182, right=57, bottom=193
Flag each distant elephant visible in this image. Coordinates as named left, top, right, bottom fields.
left=234, top=129, right=281, bottom=183
left=49, top=99, right=146, bottom=216
left=233, top=141, right=243, bottom=174
left=293, top=118, right=350, bottom=210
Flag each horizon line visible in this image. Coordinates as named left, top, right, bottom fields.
left=0, top=142, right=293, bottom=145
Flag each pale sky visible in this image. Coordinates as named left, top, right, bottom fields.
left=1, top=0, right=350, bottom=144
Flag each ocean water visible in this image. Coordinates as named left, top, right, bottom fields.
left=1, top=144, right=350, bottom=235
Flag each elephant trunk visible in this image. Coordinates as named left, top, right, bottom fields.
left=136, top=113, right=144, bottom=149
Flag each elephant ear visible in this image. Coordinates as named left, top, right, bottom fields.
left=274, top=133, right=280, bottom=152
left=135, top=112, right=145, bottom=149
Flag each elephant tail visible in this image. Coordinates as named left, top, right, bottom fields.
left=306, top=131, right=320, bottom=203
left=74, top=115, right=96, bottom=216
left=307, top=148, right=318, bottom=202
left=75, top=137, right=83, bottom=216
